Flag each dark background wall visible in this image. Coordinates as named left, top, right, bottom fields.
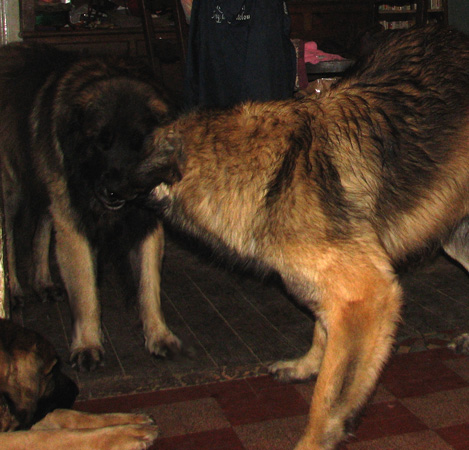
left=448, top=0, right=469, bottom=34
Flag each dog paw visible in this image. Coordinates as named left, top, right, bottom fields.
left=0, top=393, right=19, bottom=431
left=269, top=359, right=318, bottom=383
left=115, top=424, right=159, bottom=450
left=11, top=293, right=27, bottom=308
left=88, top=424, right=159, bottom=450
left=122, top=413, right=156, bottom=426
left=108, top=424, right=159, bottom=450
left=98, top=412, right=156, bottom=427
left=70, top=346, right=105, bottom=371
left=448, top=333, right=469, bottom=355
left=146, top=330, right=182, bottom=358
left=35, top=285, right=67, bottom=303
left=9, top=279, right=28, bottom=308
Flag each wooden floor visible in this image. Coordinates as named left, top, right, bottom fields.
left=12, top=232, right=469, bottom=401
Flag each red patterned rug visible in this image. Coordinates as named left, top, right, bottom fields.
left=75, top=347, right=469, bottom=450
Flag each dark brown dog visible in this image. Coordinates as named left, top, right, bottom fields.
left=0, top=318, right=77, bottom=430
left=134, top=26, right=469, bottom=449
left=0, top=318, right=158, bottom=450
left=0, top=43, right=181, bottom=371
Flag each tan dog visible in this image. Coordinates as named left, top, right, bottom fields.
left=134, top=26, right=469, bottom=449
left=0, top=319, right=158, bottom=449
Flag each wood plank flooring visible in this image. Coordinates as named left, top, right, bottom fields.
left=12, top=232, right=469, bottom=401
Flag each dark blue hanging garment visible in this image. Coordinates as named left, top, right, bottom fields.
left=184, top=0, right=296, bottom=108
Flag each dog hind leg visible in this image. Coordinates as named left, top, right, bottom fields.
left=444, top=217, right=469, bottom=271
left=443, top=217, right=469, bottom=354
left=277, top=247, right=402, bottom=450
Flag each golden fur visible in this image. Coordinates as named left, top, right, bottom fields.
left=134, top=26, right=469, bottom=449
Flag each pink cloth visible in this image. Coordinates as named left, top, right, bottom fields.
left=304, top=41, right=344, bottom=65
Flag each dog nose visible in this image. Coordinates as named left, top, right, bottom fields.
left=16, top=408, right=30, bottom=427
left=96, top=185, right=126, bottom=210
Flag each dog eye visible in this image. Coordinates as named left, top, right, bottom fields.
left=107, top=190, right=120, bottom=200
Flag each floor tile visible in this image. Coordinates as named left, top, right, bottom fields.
left=143, top=397, right=230, bottom=438
left=155, top=428, right=245, bottom=450
left=345, top=430, right=454, bottom=450
left=380, top=351, right=469, bottom=398
left=401, top=387, right=469, bottom=429
left=436, top=423, right=469, bottom=450
left=444, top=357, right=469, bottom=382
left=351, top=401, right=428, bottom=442
left=215, top=382, right=310, bottom=426
left=369, top=385, right=397, bottom=404
left=235, top=416, right=307, bottom=450
left=74, top=384, right=210, bottom=413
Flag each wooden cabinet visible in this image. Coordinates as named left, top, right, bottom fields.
left=19, top=0, right=185, bottom=95
left=20, top=1, right=181, bottom=57
left=374, top=0, right=448, bottom=29
left=287, top=1, right=374, bottom=57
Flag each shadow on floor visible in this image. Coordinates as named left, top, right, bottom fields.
left=12, top=233, right=469, bottom=401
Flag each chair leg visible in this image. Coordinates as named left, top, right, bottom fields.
left=138, top=0, right=187, bottom=78
left=138, top=0, right=160, bottom=76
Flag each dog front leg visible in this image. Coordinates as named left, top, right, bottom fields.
left=0, top=425, right=159, bottom=450
left=31, top=214, right=63, bottom=302
left=2, top=176, right=24, bottom=304
left=53, top=219, right=103, bottom=371
left=32, top=409, right=155, bottom=430
left=132, top=223, right=181, bottom=357
left=294, top=256, right=402, bottom=450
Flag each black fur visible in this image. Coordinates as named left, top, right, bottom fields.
left=0, top=43, right=178, bottom=371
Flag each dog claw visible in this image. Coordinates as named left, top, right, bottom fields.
left=134, top=414, right=156, bottom=426
left=133, top=424, right=159, bottom=449
left=268, top=360, right=318, bottom=383
left=269, top=363, right=299, bottom=383
left=11, top=294, right=26, bottom=308
left=70, top=347, right=105, bottom=372
left=449, top=333, right=469, bottom=355
left=113, top=424, right=159, bottom=450
left=36, top=286, right=67, bottom=303
left=146, top=331, right=182, bottom=358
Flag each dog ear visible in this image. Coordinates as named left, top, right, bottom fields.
left=155, top=128, right=184, bottom=184
left=137, top=126, right=183, bottom=188
left=149, top=97, right=171, bottom=119
left=55, top=103, right=100, bottom=157
left=42, top=356, right=58, bottom=377
left=55, top=105, right=83, bottom=152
